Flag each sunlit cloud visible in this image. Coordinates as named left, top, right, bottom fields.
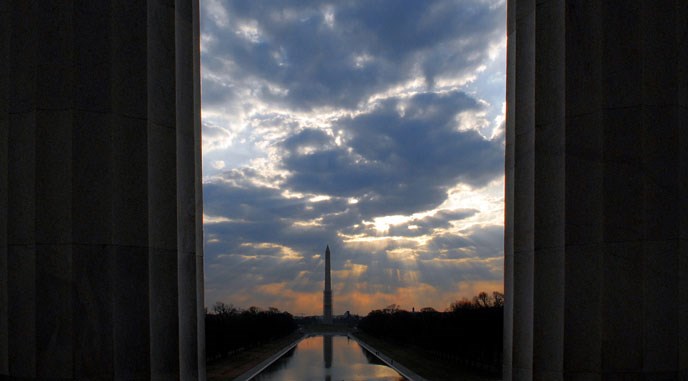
left=201, top=0, right=506, bottom=315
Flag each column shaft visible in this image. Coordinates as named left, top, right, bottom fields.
left=679, top=1, right=688, bottom=376
left=147, top=0, right=180, bottom=377
left=193, top=0, right=206, bottom=376
left=506, top=0, right=688, bottom=378
left=502, top=0, right=515, bottom=377
left=176, top=0, right=200, bottom=378
left=7, top=3, right=38, bottom=376
left=533, top=0, right=565, bottom=377
left=1, top=1, right=204, bottom=378
left=0, top=0, right=10, bottom=375
left=512, top=0, right=535, bottom=378
left=563, top=0, right=604, bottom=376
left=112, top=1, right=151, bottom=377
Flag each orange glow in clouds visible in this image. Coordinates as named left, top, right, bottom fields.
left=247, top=278, right=502, bottom=316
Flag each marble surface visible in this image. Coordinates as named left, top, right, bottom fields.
left=1, top=1, right=203, bottom=378
left=505, top=0, right=688, bottom=378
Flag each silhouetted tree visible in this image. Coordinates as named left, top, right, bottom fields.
left=359, top=291, right=503, bottom=373
left=206, top=303, right=297, bottom=361
left=247, top=306, right=262, bottom=314
left=212, top=302, right=236, bottom=315
left=383, top=304, right=401, bottom=314
left=492, top=291, right=504, bottom=307
left=447, top=298, right=474, bottom=312
left=473, top=291, right=492, bottom=308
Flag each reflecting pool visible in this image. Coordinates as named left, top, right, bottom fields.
left=253, top=335, right=406, bottom=381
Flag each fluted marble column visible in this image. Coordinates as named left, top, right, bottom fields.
left=0, top=1, right=204, bottom=379
left=505, top=0, right=687, bottom=379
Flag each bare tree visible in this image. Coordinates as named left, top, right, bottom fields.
left=212, top=302, right=236, bottom=316
left=247, top=306, right=262, bottom=314
left=448, top=298, right=474, bottom=312
left=492, top=291, right=504, bottom=307
left=383, top=304, right=401, bottom=314
left=473, top=291, right=492, bottom=308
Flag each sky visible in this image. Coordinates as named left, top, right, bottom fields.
left=200, top=0, right=507, bottom=316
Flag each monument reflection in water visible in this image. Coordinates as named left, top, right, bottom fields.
left=253, top=335, right=406, bottom=381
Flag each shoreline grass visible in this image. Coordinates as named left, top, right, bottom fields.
left=206, top=331, right=302, bottom=381
left=353, top=331, right=501, bottom=381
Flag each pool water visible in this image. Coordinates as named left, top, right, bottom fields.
left=253, top=335, right=406, bottom=381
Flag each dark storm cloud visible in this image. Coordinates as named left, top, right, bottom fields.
left=200, top=0, right=507, bottom=311
left=415, top=256, right=501, bottom=289
left=428, top=224, right=503, bottom=259
left=201, top=76, right=238, bottom=108
left=204, top=173, right=350, bottom=256
left=203, top=179, right=342, bottom=297
left=281, top=91, right=504, bottom=217
left=203, top=168, right=503, bottom=310
left=201, top=0, right=505, bottom=109
left=281, top=128, right=333, bottom=152
left=203, top=90, right=504, bottom=297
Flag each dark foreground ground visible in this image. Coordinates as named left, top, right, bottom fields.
left=353, top=331, right=501, bottom=381
left=207, top=326, right=501, bottom=381
left=206, top=331, right=303, bottom=381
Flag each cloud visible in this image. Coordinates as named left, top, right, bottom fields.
left=280, top=91, right=504, bottom=217
left=203, top=168, right=504, bottom=313
left=200, top=0, right=507, bottom=314
left=201, top=0, right=506, bottom=110
left=388, top=209, right=479, bottom=237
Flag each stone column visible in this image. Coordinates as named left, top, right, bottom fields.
left=505, top=0, right=688, bottom=379
left=0, top=1, right=204, bottom=379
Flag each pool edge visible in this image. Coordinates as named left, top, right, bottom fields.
left=233, top=335, right=306, bottom=381
left=349, top=333, right=427, bottom=381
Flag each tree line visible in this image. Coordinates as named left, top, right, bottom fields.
left=357, top=291, right=504, bottom=372
left=206, top=302, right=297, bottom=361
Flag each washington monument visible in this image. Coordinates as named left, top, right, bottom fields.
left=323, top=245, right=333, bottom=324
